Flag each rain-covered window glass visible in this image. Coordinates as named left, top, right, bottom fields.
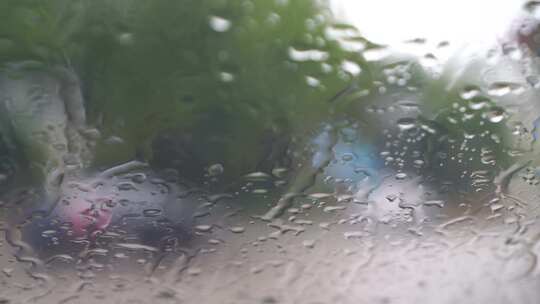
left=1, top=1, right=540, bottom=303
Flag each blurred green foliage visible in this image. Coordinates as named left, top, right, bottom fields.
left=0, top=0, right=518, bottom=189
left=0, top=0, right=374, bottom=180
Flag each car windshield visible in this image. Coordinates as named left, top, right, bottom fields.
left=1, top=1, right=540, bottom=303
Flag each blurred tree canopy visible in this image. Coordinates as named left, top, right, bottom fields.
left=0, top=0, right=518, bottom=190
left=0, top=0, right=375, bottom=181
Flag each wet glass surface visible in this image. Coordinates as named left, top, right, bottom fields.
left=1, top=1, right=540, bottom=303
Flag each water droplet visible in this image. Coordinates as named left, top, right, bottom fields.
left=302, top=240, right=316, bottom=248
left=423, top=200, right=445, bottom=208
left=117, top=182, right=137, bottom=191
left=524, top=1, right=540, bottom=18
left=131, top=173, right=147, bottom=183
left=490, top=203, right=504, bottom=212
left=272, top=167, right=288, bottom=178
left=485, top=107, right=505, bottom=123
left=395, top=172, right=408, bottom=180
left=2, top=268, right=13, bottom=277
left=460, top=85, right=481, bottom=100
left=104, top=135, right=125, bottom=145
left=209, top=16, right=232, bottom=32
left=41, top=230, right=57, bottom=238
left=487, top=82, right=521, bottom=97
left=305, top=76, right=321, bottom=87
left=219, top=72, right=235, bottom=82
left=413, top=159, right=425, bottom=168
left=341, top=60, right=362, bottom=76
left=208, top=239, right=221, bottom=245
left=81, top=128, right=101, bottom=140
left=116, top=243, right=159, bottom=252
left=143, top=209, right=162, bottom=217
left=341, top=153, right=355, bottom=162
left=323, top=205, right=346, bottom=213
left=229, top=226, right=245, bottom=233
left=396, top=118, right=417, bottom=131
left=187, top=267, right=202, bottom=276
left=195, top=225, right=213, bottom=233
left=117, top=32, right=135, bottom=46
left=288, top=47, right=329, bottom=61
left=244, top=172, right=272, bottom=181
left=468, top=96, right=489, bottom=110
left=363, top=47, right=390, bottom=61
left=344, top=231, right=366, bottom=239
left=308, top=193, right=333, bottom=199
left=114, top=253, right=129, bottom=259
left=502, top=44, right=523, bottom=60
left=208, top=163, right=224, bottom=176
left=252, top=188, right=269, bottom=194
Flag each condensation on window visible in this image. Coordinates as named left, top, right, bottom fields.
left=0, top=1, right=540, bottom=303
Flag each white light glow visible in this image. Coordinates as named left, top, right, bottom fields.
left=330, top=0, right=524, bottom=47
